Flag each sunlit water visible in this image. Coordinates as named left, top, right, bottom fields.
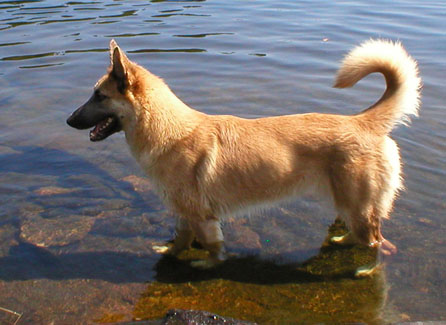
left=0, top=0, right=445, bottom=323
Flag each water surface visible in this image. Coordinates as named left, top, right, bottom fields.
left=0, top=0, right=445, bottom=323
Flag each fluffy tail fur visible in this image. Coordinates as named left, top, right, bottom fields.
left=334, top=39, right=422, bottom=134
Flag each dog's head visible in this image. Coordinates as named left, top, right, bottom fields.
left=67, top=40, right=137, bottom=141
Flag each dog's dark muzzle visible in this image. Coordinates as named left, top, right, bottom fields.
left=67, top=105, right=93, bottom=129
left=67, top=94, right=108, bottom=129
left=67, top=94, right=122, bottom=142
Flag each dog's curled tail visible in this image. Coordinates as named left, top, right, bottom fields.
left=334, top=39, right=421, bottom=134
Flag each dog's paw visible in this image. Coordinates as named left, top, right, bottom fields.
left=330, top=232, right=356, bottom=246
left=152, top=244, right=172, bottom=255
left=380, top=239, right=397, bottom=256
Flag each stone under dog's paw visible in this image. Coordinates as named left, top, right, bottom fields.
left=355, top=262, right=382, bottom=278
left=190, top=258, right=221, bottom=269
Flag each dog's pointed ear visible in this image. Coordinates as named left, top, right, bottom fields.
left=112, top=47, right=127, bottom=80
left=109, top=39, right=129, bottom=94
left=109, top=39, right=119, bottom=63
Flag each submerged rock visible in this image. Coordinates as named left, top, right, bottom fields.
left=33, top=186, right=77, bottom=196
left=121, top=175, right=153, bottom=193
left=224, top=219, right=261, bottom=251
left=20, top=215, right=95, bottom=247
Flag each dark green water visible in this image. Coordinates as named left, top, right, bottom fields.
left=0, top=0, right=445, bottom=323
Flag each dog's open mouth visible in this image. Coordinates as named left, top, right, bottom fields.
left=89, top=116, right=121, bottom=142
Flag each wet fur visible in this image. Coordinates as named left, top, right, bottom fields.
left=69, top=39, right=421, bottom=275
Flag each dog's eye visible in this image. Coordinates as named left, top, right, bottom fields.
left=94, top=90, right=107, bottom=101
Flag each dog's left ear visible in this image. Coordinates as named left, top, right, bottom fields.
left=109, top=39, right=130, bottom=94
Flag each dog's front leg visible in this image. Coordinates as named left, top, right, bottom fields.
left=190, top=217, right=226, bottom=269
left=153, top=216, right=194, bottom=255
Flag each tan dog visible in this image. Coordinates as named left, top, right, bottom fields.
left=67, top=39, right=421, bottom=276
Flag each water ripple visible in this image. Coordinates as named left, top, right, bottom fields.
left=4, top=20, right=36, bottom=27
left=128, top=48, right=207, bottom=53
left=66, top=1, right=102, bottom=4
left=73, top=7, right=104, bottom=11
left=19, top=63, right=64, bottom=69
left=65, top=48, right=108, bottom=54
left=173, top=32, right=233, bottom=38
left=0, top=41, right=30, bottom=47
left=12, top=10, right=62, bottom=15
left=21, top=5, right=67, bottom=10
left=1, top=52, right=58, bottom=61
left=91, top=20, right=118, bottom=25
left=152, top=13, right=210, bottom=17
left=40, top=17, right=95, bottom=25
left=105, top=32, right=160, bottom=38
left=99, top=10, right=137, bottom=18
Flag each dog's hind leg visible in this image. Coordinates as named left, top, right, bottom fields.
left=189, top=216, right=226, bottom=269
left=344, top=184, right=398, bottom=277
left=153, top=216, right=195, bottom=255
left=350, top=206, right=383, bottom=277
left=371, top=137, right=401, bottom=257
left=329, top=159, right=398, bottom=277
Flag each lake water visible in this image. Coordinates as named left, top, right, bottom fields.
left=1, top=0, right=445, bottom=323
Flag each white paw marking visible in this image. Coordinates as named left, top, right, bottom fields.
left=330, top=232, right=355, bottom=246
left=152, top=245, right=170, bottom=254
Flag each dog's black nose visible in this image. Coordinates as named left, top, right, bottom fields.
left=66, top=105, right=91, bottom=130
left=66, top=114, right=75, bottom=127
left=66, top=110, right=84, bottom=129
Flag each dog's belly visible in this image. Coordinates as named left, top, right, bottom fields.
left=194, top=160, right=330, bottom=218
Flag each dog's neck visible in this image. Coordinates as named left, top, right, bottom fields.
left=123, top=79, right=202, bottom=165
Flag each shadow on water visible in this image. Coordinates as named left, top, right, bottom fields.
left=0, top=238, right=362, bottom=283
left=154, top=244, right=363, bottom=285
left=0, top=243, right=156, bottom=283
left=1, top=146, right=95, bottom=176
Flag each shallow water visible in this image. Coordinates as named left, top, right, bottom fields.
left=0, top=0, right=445, bottom=323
